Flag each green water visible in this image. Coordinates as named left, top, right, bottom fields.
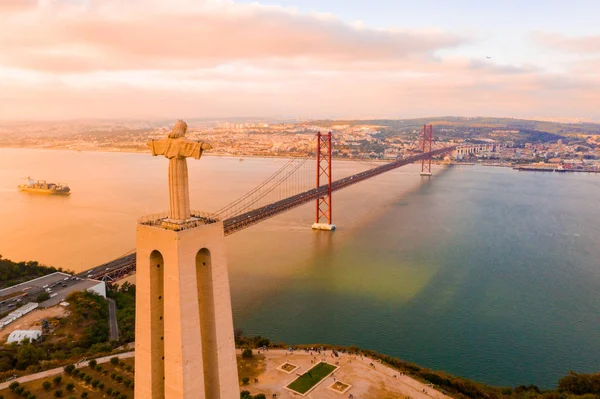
left=229, top=165, right=600, bottom=389
left=0, top=149, right=599, bottom=388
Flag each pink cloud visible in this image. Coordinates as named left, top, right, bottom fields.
left=535, top=32, right=600, bottom=53
left=0, top=1, right=597, bottom=120
left=0, top=1, right=465, bottom=72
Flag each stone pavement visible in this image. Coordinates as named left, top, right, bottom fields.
left=239, top=349, right=453, bottom=399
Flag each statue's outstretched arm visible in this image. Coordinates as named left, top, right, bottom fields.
left=200, top=142, right=213, bottom=151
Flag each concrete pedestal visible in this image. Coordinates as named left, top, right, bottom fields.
left=311, top=223, right=336, bottom=231
left=135, top=220, right=239, bottom=399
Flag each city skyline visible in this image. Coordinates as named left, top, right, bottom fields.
left=0, top=0, right=599, bottom=120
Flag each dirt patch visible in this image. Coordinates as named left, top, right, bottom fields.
left=0, top=306, right=68, bottom=342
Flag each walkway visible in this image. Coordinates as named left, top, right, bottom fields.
left=107, top=298, right=119, bottom=341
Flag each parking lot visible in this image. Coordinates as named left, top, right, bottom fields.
left=0, top=272, right=101, bottom=313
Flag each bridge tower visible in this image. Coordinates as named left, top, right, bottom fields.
left=312, top=131, right=335, bottom=231
left=420, top=124, right=433, bottom=176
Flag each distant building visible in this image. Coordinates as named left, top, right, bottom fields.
left=7, top=329, right=42, bottom=344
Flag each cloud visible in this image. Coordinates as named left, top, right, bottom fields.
left=0, top=0, right=466, bottom=72
left=0, top=1, right=597, bottom=120
left=535, top=32, right=600, bottom=54
left=0, top=0, right=37, bottom=12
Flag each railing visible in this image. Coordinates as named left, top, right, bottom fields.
left=138, top=210, right=220, bottom=231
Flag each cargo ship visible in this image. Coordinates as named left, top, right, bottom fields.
left=18, top=177, right=70, bottom=195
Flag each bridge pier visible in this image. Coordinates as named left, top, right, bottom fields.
left=312, top=222, right=336, bottom=231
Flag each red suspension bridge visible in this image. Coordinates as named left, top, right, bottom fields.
left=80, top=125, right=455, bottom=282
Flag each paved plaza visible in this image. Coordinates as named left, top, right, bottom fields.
left=239, top=349, right=453, bottom=399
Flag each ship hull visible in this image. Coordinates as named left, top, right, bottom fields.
left=18, top=187, right=70, bottom=195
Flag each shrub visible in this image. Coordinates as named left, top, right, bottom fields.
left=15, top=386, right=24, bottom=395
left=21, top=390, right=31, bottom=397
left=64, top=364, right=75, bottom=374
left=53, top=375, right=62, bottom=385
left=54, top=390, right=63, bottom=398
left=241, top=349, right=253, bottom=358
left=115, top=375, right=123, bottom=383
left=9, top=382, right=20, bottom=390
left=66, top=383, right=75, bottom=391
left=110, top=357, right=119, bottom=365
left=123, top=379, right=132, bottom=388
left=88, top=359, right=97, bottom=368
left=242, top=377, right=250, bottom=385
left=98, top=382, right=105, bottom=390
left=78, top=372, right=86, bottom=380
left=92, top=379, right=100, bottom=388
left=95, top=365, right=103, bottom=372
left=119, top=361, right=125, bottom=368
left=125, top=365, right=132, bottom=372
left=43, top=381, right=52, bottom=390
left=72, top=369, right=80, bottom=377
left=118, top=395, right=127, bottom=399
left=84, top=375, right=92, bottom=384
left=80, top=393, right=88, bottom=399
left=240, top=391, right=251, bottom=398
left=28, top=394, right=37, bottom=399
left=106, top=388, right=113, bottom=395
left=255, top=395, right=266, bottom=399
left=112, top=391, right=120, bottom=397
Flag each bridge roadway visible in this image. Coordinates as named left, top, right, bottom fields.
left=87, top=146, right=455, bottom=282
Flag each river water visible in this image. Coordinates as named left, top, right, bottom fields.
left=0, top=148, right=599, bottom=388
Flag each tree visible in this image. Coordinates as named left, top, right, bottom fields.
left=15, top=344, right=45, bottom=370
left=110, top=357, right=119, bottom=365
left=64, top=364, right=75, bottom=374
left=242, top=377, right=250, bottom=385
left=9, top=382, right=20, bottom=390
left=37, top=292, right=50, bottom=302
left=42, top=381, right=52, bottom=390
left=254, top=395, right=266, bottom=399
left=54, top=390, right=63, bottom=398
left=53, top=375, right=62, bottom=385
left=80, top=393, right=88, bottom=399
left=66, top=383, right=75, bottom=391
left=88, top=359, right=97, bottom=368
left=242, top=349, right=253, bottom=358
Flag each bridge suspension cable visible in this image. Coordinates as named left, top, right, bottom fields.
left=215, top=156, right=313, bottom=220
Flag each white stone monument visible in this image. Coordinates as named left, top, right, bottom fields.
left=135, top=120, right=239, bottom=399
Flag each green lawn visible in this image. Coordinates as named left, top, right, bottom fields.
left=286, top=362, right=336, bottom=394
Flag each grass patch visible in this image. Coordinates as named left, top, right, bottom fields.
left=281, top=363, right=296, bottom=372
left=287, top=362, right=336, bottom=394
left=331, top=381, right=349, bottom=392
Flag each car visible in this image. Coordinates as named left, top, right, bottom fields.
left=63, top=277, right=69, bottom=281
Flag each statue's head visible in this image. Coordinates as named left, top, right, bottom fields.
left=168, top=119, right=187, bottom=139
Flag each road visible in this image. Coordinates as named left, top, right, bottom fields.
left=107, top=298, right=119, bottom=341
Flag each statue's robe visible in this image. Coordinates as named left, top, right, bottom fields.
left=148, top=138, right=211, bottom=220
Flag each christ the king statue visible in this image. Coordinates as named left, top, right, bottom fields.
left=148, top=120, right=212, bottom=221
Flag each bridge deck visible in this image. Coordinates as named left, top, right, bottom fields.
left=85, top=147, right=455, bottom=281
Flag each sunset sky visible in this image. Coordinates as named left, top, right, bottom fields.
left=1, top=0, right=599, bottom=121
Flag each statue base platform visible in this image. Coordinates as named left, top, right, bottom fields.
left=312, top=223, right=336, bottom=231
